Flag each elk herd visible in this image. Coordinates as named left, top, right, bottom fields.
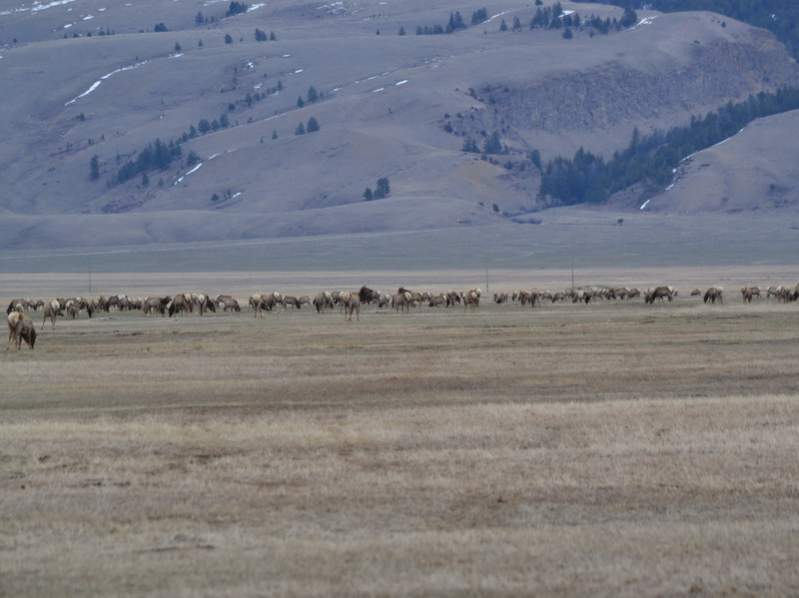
left=5, top=283, right=799, bottom=350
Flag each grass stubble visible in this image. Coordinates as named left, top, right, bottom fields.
left=2, top=283, right=799, bottom=596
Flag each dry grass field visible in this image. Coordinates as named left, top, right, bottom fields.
left=3, top=271, right=799, bottom=596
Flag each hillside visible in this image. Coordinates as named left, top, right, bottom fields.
left=638, top=109, right=799, bottom=213
left=0, top=0, right=798, bottom=249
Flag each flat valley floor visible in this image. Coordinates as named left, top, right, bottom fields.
left=2, top=269, right=799, bottom=596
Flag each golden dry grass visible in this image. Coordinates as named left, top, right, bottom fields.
left=2, top=282, right=799, bottom=596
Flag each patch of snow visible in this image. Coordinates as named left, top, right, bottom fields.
left=293, top=68, right=303, bottom=74
left=559, top=9, right=574, bottom=17
left=185, top=162, right=203, bottom=176
left=65, top=59, right=149, bottom=106
left=82, top=14, right=94, bottom=20
left=628, top=15, right=658, bottom=31
left=372, top=87, right=384, bottom=93
left=395, top=79, right=408, bottom=86
left=231, top=191, right=242, bottom=199
left=170, top=53, right=184, bottom=58
left=486, top=10, right=510, bottom=23
left=31, top=0, right=77, bottom=13
left=664, top=183, right=675, bottom=192
left=253, top=82, right=263, bottom=90
left=366, top=75, right=378, bottom=80
left=63, top=23, right=72, bottom=28
left=247, top=2, right=263, bottom=11
left=639, top=199, right=651, bottom=210
left=332, top=87, right=340, bottom=92
left=281, top=53, right=291, bottom=58
left=98, top=7, right=106, bottom=11
left=247, top=61, right=254, bottom=69
left=209, top=153, right=220, bottom=160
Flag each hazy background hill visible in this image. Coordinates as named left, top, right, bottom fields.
left=1, top=0, right=799, bottom=254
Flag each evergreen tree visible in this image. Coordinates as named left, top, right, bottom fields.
left=224, top=33, right=233, bottom=44
left=398, top=26, right=406, bottom=35
left=141, top=173, right=149, bottom=187
left=269, top=31, right=276, bottom=41
left=563, top=27, right=573, bottom=38
left=363, top=187, right=373, bottom=201
left=307, top=86, right=318, bottom=103
left=462, top=137, right=479, bottom=153
left=295, top=122, right=306, bottom=135
left=186, top=151, right=201, bottom=166
left=471, top=8, right=488, bottom=25
left=499, top=18, right=508, bottom=31
left=296, top=96, right=305, bottom=108
left=154, top=23, right=168, bottom=32
left=272, top=129, right=278, bottom=140
left=219, top=113, right=230, bottom=128
left=90, top=155, right=100, bottom=181
left=195, top=11, right=205, bottom=25
left=512, top=16, right=522, bottom=31
left=530, top=149, right=542, bottom=169
left=255, top=28, right=267, bottom=41
left=620, top=7, right=638, bottom=28
left=225, top=1, right=247, bottom=17
left=374, top=177, right=390, bottom=198
left=174, top=42, right=181, bottom=52
left=198, top=119, right=211, bottom=134
left=306, top=117, right=320, bottom=132
left=483, top=131, right=503, bottom=154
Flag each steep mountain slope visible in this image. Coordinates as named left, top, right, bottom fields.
left=0, top=0, right=797, bottom=248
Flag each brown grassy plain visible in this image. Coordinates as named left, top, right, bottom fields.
left=2, top=272, right=799, bottom=596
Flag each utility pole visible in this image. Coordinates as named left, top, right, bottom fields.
left=485, top=266, right=490, bottom=293
left=88, top=256, right=93, bottom=294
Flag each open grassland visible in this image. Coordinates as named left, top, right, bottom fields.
left=2, top=278, right=799, bottom=596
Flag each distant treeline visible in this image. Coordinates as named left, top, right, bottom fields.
left=540, top=87, right=799, bottom=204
left=528, top=2, right=637, bottom=32
left=575, top=0, right=799, bottom=58
left=415, top=8, right=487, bottom=35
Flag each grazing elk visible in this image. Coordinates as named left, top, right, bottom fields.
left=14, top=319, right=36, bottom=350
left=142, top=296, right=170, bottom=316
left=217, top=295, right=241, bottom=312
left=463, top=288, right=481, bottom=310
left=313, top=292, right=334, bottom=313
left=741, top=286, right=761, bottom=304
left=359, top=286, right=380, bottom=305
left=703, top=287, right=723, bottom=304
left=192, top=293, right=216, bottom=315
left=644, top=286, right=674, bottom=305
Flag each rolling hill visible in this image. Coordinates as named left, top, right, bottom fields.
left=1, top=0, right=798, bottom=250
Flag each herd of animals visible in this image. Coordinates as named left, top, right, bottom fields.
left=4, top=283, right=797, bottom=351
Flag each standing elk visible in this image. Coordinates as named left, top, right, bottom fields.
left=42, top=300, right=62, bottom=329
